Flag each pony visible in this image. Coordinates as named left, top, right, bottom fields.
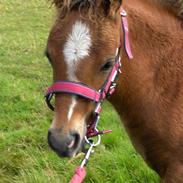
left=45, top=0, right=183, bottom=182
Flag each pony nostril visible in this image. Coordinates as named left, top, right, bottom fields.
left=68, top=139, right=75, bottom=148
left=67, top=132, right=80, bottom=150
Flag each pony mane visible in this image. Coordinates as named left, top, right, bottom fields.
left=53, top=0, right=97, bottom=9
left=155, top=0, right=183, bottom=18
left=52, top=0, right=183, bottom=19
left=52, top=0, right=111, bottom=19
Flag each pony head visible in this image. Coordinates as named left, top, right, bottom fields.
left=46, top=0, right=123, bottom=157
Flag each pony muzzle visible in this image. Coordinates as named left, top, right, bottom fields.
left=48, top=128, right=82, bottom=157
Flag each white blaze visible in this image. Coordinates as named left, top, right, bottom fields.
left=63, top=21, right=92, bottom=81
left=67, top=96, right=77, bottom=121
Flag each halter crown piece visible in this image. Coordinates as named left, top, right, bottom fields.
left=45, top=8, right=133, bottom=183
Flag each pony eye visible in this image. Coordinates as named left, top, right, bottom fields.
left=100, top=61, right=114, bottom=72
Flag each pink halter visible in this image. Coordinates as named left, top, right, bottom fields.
left=45, top=51, right=121, bottom=138
left=45, top=8, right=133, bottom=138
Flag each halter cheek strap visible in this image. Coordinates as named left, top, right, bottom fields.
left=120, top=8, right=134, bottom=60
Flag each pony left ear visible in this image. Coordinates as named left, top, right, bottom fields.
left=52, top=0, right=63, bottom=8
left=102, top=0, right=123, bottom=17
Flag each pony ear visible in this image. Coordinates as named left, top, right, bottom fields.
left=52, top=0, right=65, bottom=8
left=102, top=0, right=123, bottom=17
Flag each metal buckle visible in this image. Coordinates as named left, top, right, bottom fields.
left=85, top=135, right=101, bottom=147
left=120, top=10, right=127, bottom=17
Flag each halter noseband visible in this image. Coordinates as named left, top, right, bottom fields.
left=45, top=9, right=133, bottom=138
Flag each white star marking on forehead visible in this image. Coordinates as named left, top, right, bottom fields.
left=63, top=21, right=92, bottom=81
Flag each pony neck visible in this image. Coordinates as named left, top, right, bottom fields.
left=110, top=0, right=183, bottom=125
left=108, top=1, right=183, bottom=176
left=124, top=0, right=182, bottom=52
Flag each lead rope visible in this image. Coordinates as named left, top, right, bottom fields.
left=69, top=98, right=113, bottom=183
left=69, top=135, right=101, bottom=183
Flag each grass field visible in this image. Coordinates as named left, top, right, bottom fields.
left=0, top=0, right=160, bottom=182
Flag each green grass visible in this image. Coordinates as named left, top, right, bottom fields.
left=0, top=1, right=159, bottom=182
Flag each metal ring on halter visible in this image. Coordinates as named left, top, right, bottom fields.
left=84, top=134, right=101, bottom=147
left=120, top=10, right=127, bottom=17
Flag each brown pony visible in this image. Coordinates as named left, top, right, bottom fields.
left=45, top=0, right=183, bottom=182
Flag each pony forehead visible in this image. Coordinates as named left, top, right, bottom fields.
left=63, top=20, right=92, bottom=81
